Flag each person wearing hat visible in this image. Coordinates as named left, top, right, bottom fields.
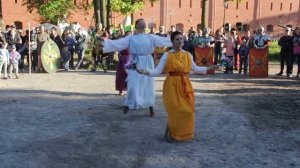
left=8, top=44, right=21, bottom=79
left=277, top=28, right=293, bottom=77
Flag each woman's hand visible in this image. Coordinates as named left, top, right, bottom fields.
left=208, top=65, right=220, bottom=71
left=136, top=68, right=150, bottom=76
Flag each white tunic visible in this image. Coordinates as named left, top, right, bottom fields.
left=103, top=33, right=172, bottom=109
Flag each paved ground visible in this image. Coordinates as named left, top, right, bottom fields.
left=0, top=64, right=299, bottom=168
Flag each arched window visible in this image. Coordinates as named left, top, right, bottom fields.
left=224, top=23, right=231, bottom=32
left=236, top=22, right=243, bottom=31
left=266, top=25, right=273, bottom=32
left=14, top=21, right=23, bottom=30
left=176, top=23, right=184, bottom=32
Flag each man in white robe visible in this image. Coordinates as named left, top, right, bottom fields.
left=101, top=19, right=172, bottom=117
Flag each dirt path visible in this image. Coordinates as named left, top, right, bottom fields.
left=0, top=64, right=299, bottom=168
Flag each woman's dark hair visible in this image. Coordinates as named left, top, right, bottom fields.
left=171, top=31, right=182, bottom=42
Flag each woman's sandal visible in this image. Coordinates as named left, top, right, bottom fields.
left=164, top=127, right=175, bottom=143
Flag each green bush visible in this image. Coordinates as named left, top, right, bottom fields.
left=269, top=41, right=281, bottom=62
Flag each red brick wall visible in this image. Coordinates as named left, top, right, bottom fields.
left=1, top=0, right=299, bottom=37
left=1, top=0, right=93, bottom=30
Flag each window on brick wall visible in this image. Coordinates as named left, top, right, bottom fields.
left=236, top=22, right=242, bottom=31
left=236, top=2, right=239, bottom=10
left=151, top=3, right=154, bottom=7
left=270, top=3, right=273, bottom=10
left=243, top=24, right=250, bottom=32
left=74, top=0, right=77, bottom=5
left=14, top=21, right=23, bottom=29
left=280, top=3, right=283, bottom=10
left=246, top=2, right=248, bottom=10
left=266, top=25, right=273, bottom=32
left=190, top=0, right=192, bottom=8
left=15, top=0, right=17, bottom=3
left=290, top=3, right=292, bottom=11
left=224, top=23, right=231, bottom=32
left=179, top=0, right=181, bottom=8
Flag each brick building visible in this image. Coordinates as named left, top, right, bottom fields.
left=1, top=0, right=299, bottom=37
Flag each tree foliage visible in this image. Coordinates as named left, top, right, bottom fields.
left=23, top=0, right=80, bottom=23
left=111, top=0, right=158, bottom=15
left=39, top=0, right=75, bottom=23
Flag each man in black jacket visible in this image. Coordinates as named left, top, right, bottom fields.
left=277, top=28, right=293, bottom=77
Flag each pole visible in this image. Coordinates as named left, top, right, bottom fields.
left=223, top=7, right=226, bottom=28
left=28, top=22, right=31, bottom=74
left=169, top=10, right=171, bottom=29
left=201, top=0, right=208, bottom=29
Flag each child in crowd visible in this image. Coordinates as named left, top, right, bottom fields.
left=223, top=36, right=235, bottom=74
left=239, top=39, right=250, bottom=75
left=8, top=45, right=21, bottom=79
left=61, top=45, right=71, bottom=71
left=0, top=42, right=9, bottom=79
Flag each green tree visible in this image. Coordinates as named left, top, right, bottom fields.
left=111, top=0, right=159, bottom=24
left=39, top=0, right=75, bottom=23
left=23, top=0, right=89, bottom=23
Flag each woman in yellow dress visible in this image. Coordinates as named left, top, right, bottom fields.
left=137, top=31, right=217, bottom=142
